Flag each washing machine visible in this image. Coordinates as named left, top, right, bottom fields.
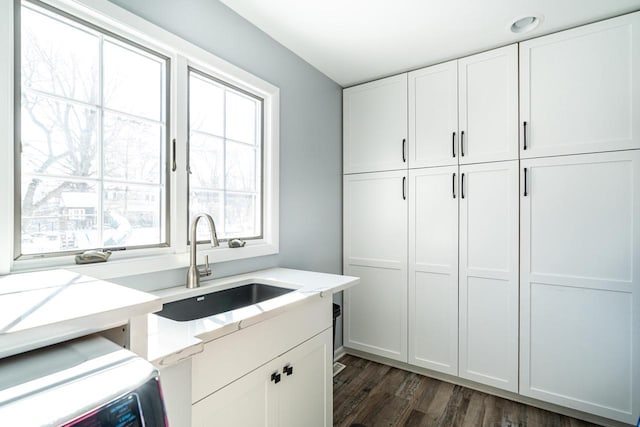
left=0, top=334, right=167, bottom=426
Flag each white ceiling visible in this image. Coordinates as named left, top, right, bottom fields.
left=219, top=0, right=640, bottom=87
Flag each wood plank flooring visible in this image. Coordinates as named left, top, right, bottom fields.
left=333, top=354, right=602, bottom=427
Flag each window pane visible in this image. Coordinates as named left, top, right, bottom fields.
left=21, top=93, right=99, bottom=178
left=21, top=179, right=99, bottom=254
left=189, top=133, right=224, bottom=189
left=19, top=2, right=169, bottom=257
left=189, top=74, right=223, bottom=136
left=103, top=40, right=163, bottom=121
left=225, top=141, right=256, bottom=192
left=103, top=112, right=162, bottom=184
left=189, top=190, right=223, bottom=241
left=225, top=193, right=257, bottom=238
left=225, top=91, right=257, bottom=144
left=22, top=6, right=99, bottom=104
left=103, top=184, right=164, bottom=247
left=188, top=69, right=262, bottom=241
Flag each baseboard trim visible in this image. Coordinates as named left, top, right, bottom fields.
left=333, top=346, right=346, bottom=362
left=343, top=348, right=633, bottom=427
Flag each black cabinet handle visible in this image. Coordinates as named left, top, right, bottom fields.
left=460, top=131, right=465, bottom=157
left=402, top=176, right=406, bottom=200
left=461, top=173, right=465, bottom=199
left=171, top=138, right=177, bottom=172
left=523, top=122, right=528, bottom=150
left=524, top=167, right=528, bottom=197
left=452, top=132, right=456, bottom=158
left=452, top=172, right=456, bottom=199
left=402, top=138, right=406, bottom=163
left=283, top=364, right=293, bottom=376
left=271, top=372, right=281, bottom=384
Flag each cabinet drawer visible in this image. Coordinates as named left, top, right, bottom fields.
left=192, top=296, right=331, bottom=403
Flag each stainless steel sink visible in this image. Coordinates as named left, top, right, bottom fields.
left=155, top=283, right=294, bottom=321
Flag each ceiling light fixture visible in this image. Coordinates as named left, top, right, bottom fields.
left=510, top=16, right=541, bottom=33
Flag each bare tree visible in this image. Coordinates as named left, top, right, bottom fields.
left=20, top=26, right=98, bottom=221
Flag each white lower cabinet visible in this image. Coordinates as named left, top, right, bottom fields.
left=276, top=329, right=332, bottom=427
left=193, top=359, right=274, bottom=426
left=343, top=170, right=408, bottom=362
left=520, top=151, right=640, bottom=424
left=458, top=161, right=519, bottom=392
left=408, top=166, right=459, bottom=374
left=193, top=329, right=332, bottom=427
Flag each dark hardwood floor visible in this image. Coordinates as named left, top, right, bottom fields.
left=333, top=354, right=601, bottom=427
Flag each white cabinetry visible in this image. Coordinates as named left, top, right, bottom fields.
left=191, top=296, right=332, bottom=427
left=408, top=45, right=518, bottom=168
left=193, top=359, right=274, bottom=426
left=193, top=329, right=332, bottom=427
left=520, top=12, right=640, bottom=158
left=520, top=151, right=640, bottom=424
left=458, top=45, right=518, bottom=164
left=408, top=61, right=458, bottom=168
left=408, top=166, right=458, bottom=374
left=277, top=329, right=332, bottom=427
left=343, top=170, right=408, bottom=362
left=343, top=12, right=640, bottom=425
left=458, top=161, right=518, bottom=392
left=343, top=74, right=408, bottom=174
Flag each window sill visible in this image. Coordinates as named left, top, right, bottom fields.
left=10, top=241, right=278, bottom=281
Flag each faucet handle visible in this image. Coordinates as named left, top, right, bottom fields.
left=198, top=254, right=212, bottom=278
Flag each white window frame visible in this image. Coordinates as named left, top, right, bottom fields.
left=0, top=0, right=279, bottom=278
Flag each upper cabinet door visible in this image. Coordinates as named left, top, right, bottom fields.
left=343, top=74, right=408, bottom=174
left=520, top=12, right=640, bottom=158
left=459, top=45, right=518, bottom=164
left=409, top=60, right=458, bottom=168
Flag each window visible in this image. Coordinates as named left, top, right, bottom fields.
left=17, top=1, right=169, bottom=257
left=188, top=69, right=263, bottom=242
left=1, top=0, right=279, bottom=274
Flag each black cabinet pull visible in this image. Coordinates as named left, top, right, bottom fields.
left=283, top=364, right=293, bottom=376
left=452, top=132, right=456, bottom=158
left=523, top=122, right=528, bottom=150
left=460, top=131, right=465, bottom=157
left=461, top=173, right=465, bottom=199
left=402, top=138, right=406, bottom=163
left=171, top=139, right=177, bottom=172
left=452, top=172, right=456, bottom=199
left=271, top=372, right=281, bottom=384
left=402, top=176, right=406, bottom=200
left=524, top=167, right=528, bottom=197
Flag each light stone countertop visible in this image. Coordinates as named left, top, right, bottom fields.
left=146, top=267, right=359, bottom=367
left=0, top=269, right=162, bottom=359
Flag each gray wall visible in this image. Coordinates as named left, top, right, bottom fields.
left=106, top=0, right=344, bottom=348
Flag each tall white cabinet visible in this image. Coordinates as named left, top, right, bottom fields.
left=343, top=170, right=408, bottom=362
left=406, top=44, right=519, bottom=391
left=458, top=161, right=519, bottom=392
left=520, top=151, right=640, bottom=423
left=517, top=13, right=640, bottom=424
left=344, top=10, right=640, bottom=426
left=408, top=166, right=458, bottom=374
